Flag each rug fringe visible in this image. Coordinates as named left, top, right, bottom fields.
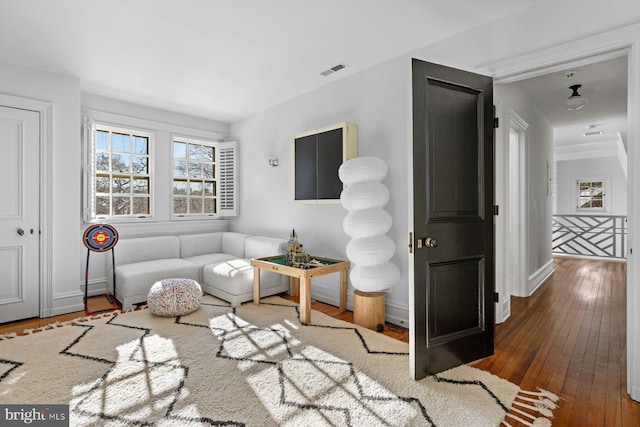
left=1, top=311, right=120, bottom=338
left=516, top=394, right=558, bottom=410
left=0, top=332, right=18, bottom=340
left=501, top=388, right=559, bottom=426
left=518, top=387, right=561, bottom=402
left=504, top=409, right=552, bottom=427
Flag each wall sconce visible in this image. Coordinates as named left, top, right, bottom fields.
left=265, top=150, right=278, bottom=167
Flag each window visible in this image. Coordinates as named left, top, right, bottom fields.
left=577, top=179, right=605, bottom=211
left=90, top=123, right=153, bottom=220
left=82, top=113, right=237, bottom=222
left=172, top=136, right=237, bottom=218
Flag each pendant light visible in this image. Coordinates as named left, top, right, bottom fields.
left=565, top=84, right=588, bottom=111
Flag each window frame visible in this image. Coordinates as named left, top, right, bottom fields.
left=171, top=135, right=219, bottom=220
left=83, top=118, right=155, bottom=223
left=575, top=175, right=610, bottom=213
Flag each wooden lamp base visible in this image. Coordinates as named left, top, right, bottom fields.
left=353, top=290, right=385, bottom=332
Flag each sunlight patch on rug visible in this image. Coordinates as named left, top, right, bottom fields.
left=70, top=334, right=192, bottom=425
left=248, top=344, right=418, bottom=426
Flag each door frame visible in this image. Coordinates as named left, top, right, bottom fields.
left=0, top=93, right=53, bottom=318
left=508, top=109, right=529, bottom=299
left=478, top=23, right=640, bottom=401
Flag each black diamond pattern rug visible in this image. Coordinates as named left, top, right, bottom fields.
left=0, top=295, right=557, bottom=426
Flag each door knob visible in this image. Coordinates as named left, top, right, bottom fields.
left=17, top=228, right=24, bottom=236
left=425, top=237, right=438, bottom=247
left=416, top=237, right=438, bottom=248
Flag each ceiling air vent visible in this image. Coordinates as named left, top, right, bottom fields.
left=320, top=63, right=347, bottom=76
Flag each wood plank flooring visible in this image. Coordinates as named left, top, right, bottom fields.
left=1, top=256, right=638, bottom=425
left=470, top=256, right=639, bottom=426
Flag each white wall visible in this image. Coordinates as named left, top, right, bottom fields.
left=229, top=58, right=411, bottom=325
left=495, top=83, right=555, bottom=288
left=80, top=93, right=232, bottom=296
left=556, top=157, right=628, bottom=215
left=0, top=62, right=81, bottom=316
left=229, top=2, right=633, bottom=326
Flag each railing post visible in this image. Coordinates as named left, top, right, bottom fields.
left=613, top=218, right=618, bottom=258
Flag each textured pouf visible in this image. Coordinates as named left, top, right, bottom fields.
left=147, top=278, right=202, bottom=317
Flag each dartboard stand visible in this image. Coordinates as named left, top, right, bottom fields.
left=83, top=224, right=121, bottom=314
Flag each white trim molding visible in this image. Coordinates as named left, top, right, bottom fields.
left=528, top=259, right=554, bottom=296
left=311, top=286, right=409, bottom=328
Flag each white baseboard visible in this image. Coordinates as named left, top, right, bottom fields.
left=528, top=259, right=554, bottom=295
left=311, top=286, right=409, bottom=328
left=41, top=291, right=84, bottom=318
left=81, top=278, right=109, bottom=297
left=631, top=385, right=640, bottom=402
left=71, top=277, right=413, bottom=328
left=499, top=299, right=511, bottom=324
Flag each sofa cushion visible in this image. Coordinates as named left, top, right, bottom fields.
left=115, top=259, right=199, bottom=298
left=245, top=236, right=287, bottom=260
left=179, top=233, right=223, bottom=258
left=147, top=278, right=202, bottom=317
left=115, top=236, right=181, bottom=265
left=221, top=232, right=250, bottom=258
left=182, top=253, right=238, bottom=282
left=202, top=258, right=286, bottom=297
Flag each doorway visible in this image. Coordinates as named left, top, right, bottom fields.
left=484, top=27, right=639, bottom=401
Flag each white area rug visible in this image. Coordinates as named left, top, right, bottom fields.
left=0, top=296, right=557, bottom=426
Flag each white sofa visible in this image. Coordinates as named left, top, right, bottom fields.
left=107, top=232, right=288, bottom=310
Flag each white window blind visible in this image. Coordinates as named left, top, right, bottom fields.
left=216, top=141, right=238, bottom=217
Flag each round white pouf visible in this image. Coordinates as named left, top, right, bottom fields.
left=147, top=278, right=202, bottom=317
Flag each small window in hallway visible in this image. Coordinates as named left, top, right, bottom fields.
left=577, top=179, right=605, bottom=210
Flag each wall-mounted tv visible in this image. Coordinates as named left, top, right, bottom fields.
left=293, top=122, right=358, bottom=203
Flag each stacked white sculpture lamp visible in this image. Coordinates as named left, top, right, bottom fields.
left=339, top=156, right=400, bottom=331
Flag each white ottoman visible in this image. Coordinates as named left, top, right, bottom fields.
left=147, top=278, right=202, bottom=317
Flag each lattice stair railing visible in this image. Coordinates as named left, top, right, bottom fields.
left=552, top=214, right=627, bottom=259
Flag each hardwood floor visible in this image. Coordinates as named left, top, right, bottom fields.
left=0, top=294, right=117, bottom=335
left=470, top=256, right=640, bottom=426
left=1, top=256, right=639, bottom=426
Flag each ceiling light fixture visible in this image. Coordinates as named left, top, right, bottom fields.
left=565, top=84, right=588, bottom=111
left=320, top=63, right=347, bottom=77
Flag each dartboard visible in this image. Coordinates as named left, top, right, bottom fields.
left=83, top=224, right=119, bottom=252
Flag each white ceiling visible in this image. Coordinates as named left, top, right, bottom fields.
left=511, top=55, right=628, bottom=161
left=0, top=0, right=545, bottom=123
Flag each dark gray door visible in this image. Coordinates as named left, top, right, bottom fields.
left=411, top=59, right=495, bottom=379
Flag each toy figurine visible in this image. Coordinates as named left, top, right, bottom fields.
left=285, top=229, right=311, bottom=268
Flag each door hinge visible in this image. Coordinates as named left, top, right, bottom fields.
left=493, top=205, right=499, bottom=216
left=494, top=292, right=499, bottom=303
left=408, top=232, right=413, bottom=254
left=494, top=117, right=499, bottom=128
